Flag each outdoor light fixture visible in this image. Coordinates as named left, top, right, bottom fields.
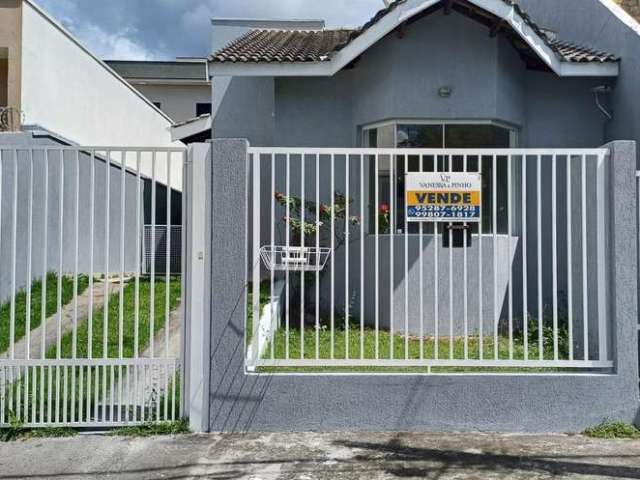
left=438, top=86, right=452, bottom=98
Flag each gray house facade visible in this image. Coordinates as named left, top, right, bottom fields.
left=199, top=0, right=640, bottom=432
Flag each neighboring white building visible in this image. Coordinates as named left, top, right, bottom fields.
left=106, top=58, right=212, bottom=124
left=0, top=0, right=177, bottom=149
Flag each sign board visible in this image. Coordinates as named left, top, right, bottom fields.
left=406, top=172, right=482, bottom=223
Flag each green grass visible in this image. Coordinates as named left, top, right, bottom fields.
left=584, top=421, right=640, bottom=439
left=109, top=419, right=190, bottom=437
left=0, top=273, right=89, bottom=355
left=256, top=315, right=572, bottom=373
left=46, top=277, right=181, bottom=359
left=2, top=278, right=181, bottom=426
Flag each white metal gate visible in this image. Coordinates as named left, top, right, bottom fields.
left=0, top=146, right=186, bottom=428
left=247, top=148, right=613, bottom=372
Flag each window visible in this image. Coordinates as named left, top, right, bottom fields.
left=362, top=121, right=518, bottom=234
left=152, top=102, right=162, bottom=110
left=196, top=103, right=212, bottom=116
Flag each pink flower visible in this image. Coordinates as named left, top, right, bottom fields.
left=274, top=192, right=285, bottom=201
left=379, top=203, right=390, bottom=214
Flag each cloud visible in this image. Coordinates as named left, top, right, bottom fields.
left=32, top=0, right=384, bottom=60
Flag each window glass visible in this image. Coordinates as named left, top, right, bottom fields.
left=196, top=103, right=212, bottom=116
left=397, top=124, right=443, bottom=148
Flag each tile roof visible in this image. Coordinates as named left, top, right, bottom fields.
left=211, top=0, right=618, bottom=65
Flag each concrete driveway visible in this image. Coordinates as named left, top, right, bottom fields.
left=0, top=432, right=639, bottom=479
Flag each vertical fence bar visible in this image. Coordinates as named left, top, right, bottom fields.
left=345, top=154, right=350, bottom=360
left=390, top=154, right=395, bottom=359
left=374, top=153, right=380, bottom=360
left=330, top=154, right=335, bottom=360
left=492, top=154, right=498, bottom=360
left=316, top=153, right=321, bottom=360
left=478, top=156, right=483, bottom=360
left=104, top=150, right=111, bottom=362
left=449, top=155, right=454, bottom=359
left=150, top=151, right=157, bottom=358
left=40, top=152, right=49, bottom=422
left=57, top=150, right=64, bottom=360
left=9, top=150, right=18, bottom=359
left=404, top=154, right=409, bottom=360
left=118, top=152, right=126, bottom=422
left=596, top=152, right=608, bottom=362
left=300, top=153, right=306, bottom=359
left=507, top=155, right=513, bottom=360
left=537, top=155, right=544, bottom=360
left=71, top=150, right=80, bottom=422
left=521, top=155, right=528, bottom=360
left=134, top=152, right=141, bottom=359
left=419, top=155, right=424, bottom=360
left=165, top=154, right=172, bottom=360
left=552, top=154, right=559, bottom=360
left=360, top=154, right=365, bottom=360
left=567, top=155, right=574, bottom=361
left=285, top=153, right=291, bottom=360
left=252, top=153, right=261, bottom=364
left=103, top=151, right=111, bottom=421
left=463, top=155, right=469, bottom=360
left=270, top=154, right=276, bottom=361
left=88, top=151, right=95, bottom=361
left=581, top=154, right=589, bottom=360
left=26, top=150, right=33, bottom=362
left=434, top=156, right=439, bottom=360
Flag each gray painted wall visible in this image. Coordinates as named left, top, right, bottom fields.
left=517, top=0, right=640, bottom=161
left=208, top=138, right=638, bottom=433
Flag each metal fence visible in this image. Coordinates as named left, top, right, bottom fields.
left=247, top=148, right=613, bottom=372
left=142, top=225, right=182, bottom=276
left=0, top=146, right=186, bottom=428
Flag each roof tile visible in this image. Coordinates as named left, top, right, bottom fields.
left=211, top=0, right=618, bottom=65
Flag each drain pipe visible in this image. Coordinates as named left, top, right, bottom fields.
left=592, top=85, right=613, bottom=120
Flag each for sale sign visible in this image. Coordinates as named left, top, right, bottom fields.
left=406, top=172, right=482, bottom=223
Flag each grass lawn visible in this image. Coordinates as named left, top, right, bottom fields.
left=2, top=278, right=181, bottom=426
left=0, top=273, right=89, bottom=355
left=249, top=283, right=574, bottom=373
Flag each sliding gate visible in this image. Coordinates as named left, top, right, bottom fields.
left=247, top=148, right=613, bottom=372
left=0, top=146, right=186, bottom=428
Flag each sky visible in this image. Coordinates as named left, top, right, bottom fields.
left=33, top=0, right=384, bottom=61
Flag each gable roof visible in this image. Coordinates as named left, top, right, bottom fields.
left=211, top=0, right=619, bottom=77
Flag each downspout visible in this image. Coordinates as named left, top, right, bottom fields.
left=592, top=85, right=613, bottom=121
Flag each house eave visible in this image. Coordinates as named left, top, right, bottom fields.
left=209, top=0, right=620, bottom=79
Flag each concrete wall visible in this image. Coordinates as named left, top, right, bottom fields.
left=134, top=83, right=211, bottom=123
left=206, top=138, right=638, bottom=434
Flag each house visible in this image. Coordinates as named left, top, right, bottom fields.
left=106, top=58, right=212, bottom=124
left=194, top=0, right=640, bottom=433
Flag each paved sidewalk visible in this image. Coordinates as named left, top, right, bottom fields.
left=1, top=432, right=639, bottom=479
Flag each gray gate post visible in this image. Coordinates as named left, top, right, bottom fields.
left=184, top=142, right=212, bottom=433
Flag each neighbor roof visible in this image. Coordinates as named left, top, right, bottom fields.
left=106, top=60, right=208, bottom=81
left=211, top=0, right=618, bottom=65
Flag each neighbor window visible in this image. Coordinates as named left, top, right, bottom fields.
left=362, top=121, right=518, bottom=235
left=152, top=102, right=162, bottom=109
left=196, top=103, right=212, bottom=116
